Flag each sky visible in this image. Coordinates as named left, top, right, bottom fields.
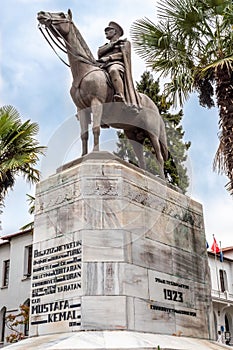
left=0, top=0, right=232, bottom=248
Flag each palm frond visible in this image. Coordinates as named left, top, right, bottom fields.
left=157, top=0, right=214, bottom=37
left=202, top=55, right=233, bottom=72
left=0, top=105, right=46, bottom=202
left=131, top=18, right=169, bottom=62
left=26, top=194, right=35, bottom=215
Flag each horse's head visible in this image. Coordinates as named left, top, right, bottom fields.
left=37, top=9, right=72, bottom=37
left=37, top=8, right=96, bottom=66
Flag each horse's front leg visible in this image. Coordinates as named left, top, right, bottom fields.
left=91, top=99, right=103, bottom=152
left=81, top=132, right=88, bottom=156
left=77, top=109, right=89, bottom=156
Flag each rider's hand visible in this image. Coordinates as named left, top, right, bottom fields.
left=97, top=56, right=110, bottom=63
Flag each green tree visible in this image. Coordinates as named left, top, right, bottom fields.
left=0, top=105, right=45, bottom=209
left=115, top=72, right=190, bottom=193
left=131, top=0, right=233, bottom=194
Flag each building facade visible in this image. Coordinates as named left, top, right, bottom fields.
left=0, top=230, right=32, bottom=347
left=0, top=229, right=233, bottom=346
left=208, top=248, right=233, bottom=345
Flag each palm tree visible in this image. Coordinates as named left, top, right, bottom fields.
left=0, top=105, right=45, bottom=206
left=20, top=194, right=35, bottom=230
left=131, top=0, right=233, bottom=194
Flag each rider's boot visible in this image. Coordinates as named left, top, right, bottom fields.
left=109, top=70, right=126, bottom=104
left=111, top=70, right=140, bottom=115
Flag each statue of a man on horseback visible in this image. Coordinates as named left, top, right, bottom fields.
left=37, top=10, right=168, bottom=179
left=97, top=21, right=141, bottom=113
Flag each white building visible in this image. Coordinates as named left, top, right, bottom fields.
left=208, top=248, right=233, bottom=345
left=0, top=230, right=33, bottom=347
left=1, top=229, right=233, bottom=346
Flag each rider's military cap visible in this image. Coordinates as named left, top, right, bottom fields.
left=105, top=21, right=124, bottom=36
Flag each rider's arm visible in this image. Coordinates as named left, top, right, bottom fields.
left=98, top=43, right=113, bottom=59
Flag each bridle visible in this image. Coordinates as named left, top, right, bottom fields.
left=38, top=13, right=98, bottom=67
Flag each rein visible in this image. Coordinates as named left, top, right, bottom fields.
left=38, top=17, right=99, bottom=68
left=39, top=25, right=70, bottom=67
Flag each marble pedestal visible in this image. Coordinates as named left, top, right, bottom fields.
left=7, top=151, right=216, bottom=349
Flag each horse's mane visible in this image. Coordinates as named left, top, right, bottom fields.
left=71, top=22, right=96, bottom=62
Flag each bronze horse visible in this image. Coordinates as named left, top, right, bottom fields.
left=37, top=9, right=168, bottom=178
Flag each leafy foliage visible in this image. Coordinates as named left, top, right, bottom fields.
left=5, top=304, right=29, bottom=343
left=115, top=72, right=190, bottom=193
left=131, top=0, right=233, bottom=194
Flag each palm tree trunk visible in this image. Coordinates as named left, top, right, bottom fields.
left=215, top=64, right=233, bottom=194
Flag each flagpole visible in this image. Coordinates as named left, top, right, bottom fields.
left=219, top=241, right=224, bottom=263
left=213, top=234, right=220, bottom=296
left=215, top=251, right=220, bottom=296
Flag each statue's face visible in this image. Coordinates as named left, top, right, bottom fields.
left=105, top=28, right=116, bottom=40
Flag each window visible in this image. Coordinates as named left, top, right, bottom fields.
left=2, top=260, right=10, bottom=287
left=24, top=245, right=33, bottom=277
left=23, top=299, right=30, bottom=336
left=219, top=269, right=228, bottom=292
left=225, top=315, right=230, bottom=332
left=0, top=307, right=6, bottom=343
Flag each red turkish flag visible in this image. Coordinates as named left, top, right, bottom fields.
left=211, top=237, right=220, bottom=253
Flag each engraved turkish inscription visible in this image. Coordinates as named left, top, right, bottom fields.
left=31, top=299, right=81, bottom=326
left=148, top=270, right=195, bottom=310
left=150, top=304, right=197, bottom=317
left=163, top=288, right=183, bottom=303
left=32, top=240, right=82, bottom=297
left=36, top=182, right=80, bottom=214
left=82, top=178, right=119, bottom=196
left=31, top=240, right=82, bottom=329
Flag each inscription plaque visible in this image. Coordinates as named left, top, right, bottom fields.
left=30, top=239, right=82, bottom=332
left=148, top=270, right=195, bottom=310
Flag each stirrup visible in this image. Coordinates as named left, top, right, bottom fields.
left=113, top=94, right=125, bottom=103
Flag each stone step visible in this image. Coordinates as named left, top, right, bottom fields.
left=1, top=331, right=229, bottom=350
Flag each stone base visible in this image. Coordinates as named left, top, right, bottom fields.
left=30, top=152, right=213, bottom=340
left=2, top=331, right=227, bottom=350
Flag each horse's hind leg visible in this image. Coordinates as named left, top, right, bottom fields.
left=125, top=130, right=145, bottom=169
left=77, top=109, right=89, bottom=156
left=149, top=133, right=165, bottom=179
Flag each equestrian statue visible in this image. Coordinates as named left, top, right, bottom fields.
left=37, top=9, right=168, bottom=179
